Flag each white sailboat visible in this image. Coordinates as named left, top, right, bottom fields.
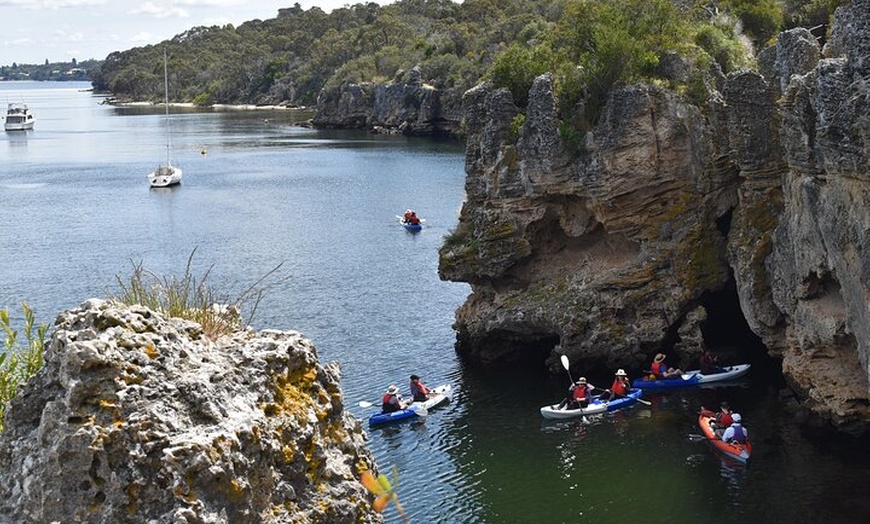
left=148, top=48, right=182, bottom=188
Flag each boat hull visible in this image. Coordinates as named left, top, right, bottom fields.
left=698, top=414, right=752, bottom=463
left=540, top=389, right=643, bottom=419
left=148, top=165, right=183, bottom=188
left=4, top=102, right=35, bottom=131
left=396, top=215, right=423, bottom=232
left=632, top=364, right=751, bottom=390
left=368, top=384, right=451, bottom=426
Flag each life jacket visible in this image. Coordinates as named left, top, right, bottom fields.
left=611, top=378, right=628, bottom=396
left=410, top=381, right=428, bottom=400
left=572, top=385, right=591, bottom=401
left=651, top=361, right=667, bottom=377
left=728, top=424, right=746, bottom=444
left=718, top=409, right=733, bottom=427
left=382, top=393, right=400, bottom=413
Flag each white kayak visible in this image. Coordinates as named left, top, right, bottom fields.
left=368, top=384, right=452, bottom=426
left=540, top=389, right=645, bottom=420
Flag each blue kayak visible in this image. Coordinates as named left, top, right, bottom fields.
left=396, top=215, right=423, bottom=232
left=632, top=364, right=751, bottom=390
left=368, top=384, right=452, bottom=426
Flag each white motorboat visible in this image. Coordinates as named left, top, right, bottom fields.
left=148, top=48, right=182, bottom=188
left=4, top=103, right=35, bottom=131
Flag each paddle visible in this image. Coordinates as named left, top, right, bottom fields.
left=611, top=390, right=652, bottom=406
left=560, top=354, right=574, bottom=385
left=358, top=399, right=428, bottom=416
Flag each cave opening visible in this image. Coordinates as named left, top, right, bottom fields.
left=698, top=276, right=781, bottom=379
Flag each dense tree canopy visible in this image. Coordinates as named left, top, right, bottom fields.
left=88, top=0, right=846, bottom=110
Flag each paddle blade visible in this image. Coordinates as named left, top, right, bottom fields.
left=560, top=354, right=570, bottom=371
left=359, top=401, right=373, bottom=408
left=409, top=404, right=428, bottom=416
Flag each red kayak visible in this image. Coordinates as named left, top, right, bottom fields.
left=698, top=414, right=752, bottom=463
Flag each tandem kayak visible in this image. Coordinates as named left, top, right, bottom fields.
left=368, top=384, right=452, bottom=426
left=540, top=388, right=644, bottom=420
left=632, top=364, right=751, bottom=390
left=698, top=414, right=752, bottom=463
left=396, top=215, right=423, bottom=232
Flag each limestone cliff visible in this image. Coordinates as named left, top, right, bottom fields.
left=313, top=66, right=461, bottom=136
left=0, top=300, right=382, bottom=523
left=439, top=1, right=869, bottom=433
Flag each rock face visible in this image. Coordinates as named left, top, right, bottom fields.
left=440, top=1, right=870, bottom=433
left=313, top=67, right=461, bottom=136
left=0, top=299, right=382, bottom=523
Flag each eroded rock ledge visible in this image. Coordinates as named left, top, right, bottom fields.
left=0, top=299, right=382, bottom=523
left=439, top=1, right=869, bottom=433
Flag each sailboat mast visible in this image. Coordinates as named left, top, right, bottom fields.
left=163, top=47, right=172, bottom=167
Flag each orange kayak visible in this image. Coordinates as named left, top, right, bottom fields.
left=698, top=414, right=752, bottom=463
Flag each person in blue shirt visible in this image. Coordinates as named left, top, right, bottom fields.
left=721, top=413, right=749, bottom=443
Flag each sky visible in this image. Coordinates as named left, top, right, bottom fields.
left=0, top=0, right=401, bottom=67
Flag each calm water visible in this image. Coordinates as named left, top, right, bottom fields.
left=1, top=82, right=868, bottom=524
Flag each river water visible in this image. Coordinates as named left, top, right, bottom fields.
left=1, top=82, right=868, bottom=524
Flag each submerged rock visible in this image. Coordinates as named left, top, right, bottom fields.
left=0, top=299, right=382, bottom=523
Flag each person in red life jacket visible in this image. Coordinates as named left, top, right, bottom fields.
left=699, top=350, right=719, bottom=374
left=381, top=385, right=406, bottom=413
left=409, top=374, right=431, bottom=402
left=569, top=377, right=596, bottom=409
left=700, top=401, right=734, bottom=436
left=408, top=212, right=421, bottom=225
left=403, top=209, right=413, bottom=222
left=721, top=413, right=748, bottom=444
left=650, top=353, right=682, bottom=379
left=604, top=368, right=631, bottom=401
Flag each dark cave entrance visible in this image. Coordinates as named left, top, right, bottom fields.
left=697, top=277, right=781, bottom=379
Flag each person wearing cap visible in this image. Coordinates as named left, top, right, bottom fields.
left=650, top=352, right=683, bottom=379
left=721, top=413, right=748, bottom=444
left=568, top=377, right=596, bottom=409
left=409, top=374, right=431, bottom=402
left=381, top=385, right=406, bottom=413
left=604, top=369, right=631, bottom=401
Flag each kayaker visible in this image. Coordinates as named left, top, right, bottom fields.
left=381, top=385, right=406, bottom=413
left=699, top=350, right=719, bottom=374
left=409, top=374, right=431, bottom=402
left=408, top=212, right=421, bottom=225
left=569, top=377, right=595, bottom=409
left=403, top=209, right=413, bottom=222
left=604, top=369, right=631, bottom=401
left=701, top=401, right=734, bottom=436
left=650, top=353, right=682, bottom=379
left=722, top=413, right=748, bottom=444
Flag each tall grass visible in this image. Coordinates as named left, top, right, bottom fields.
left=109, top=249, right=284, bottom=339
left=0, top=303, right=48, bottom=432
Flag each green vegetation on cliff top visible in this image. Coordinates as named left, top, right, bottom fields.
left=90, top=0, right=845, bottom=108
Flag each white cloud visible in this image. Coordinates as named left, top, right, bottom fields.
left=0, top=0, right=107, bottom=8
left=131, top=31, right=158, bottom=43
left=130, top=1, right=188, bottom=18
left=176, top=0, right=245, bottom=6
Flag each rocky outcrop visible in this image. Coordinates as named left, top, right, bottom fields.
left=0, top=300, right=382, bottom=523
left=313, top=67, right=461, bottom=136
left=440, top=1, right=870, bottom=433
left=441, top=74, right=736, bottom=370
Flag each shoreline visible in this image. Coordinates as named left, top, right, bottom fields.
left=105, top=100, right=309, bottom=111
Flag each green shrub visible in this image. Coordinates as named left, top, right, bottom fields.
left=0, top=303, right=48, bottom=432
left=487, top=43, right=556, bottom=107
left=694, top=23, right=751, bottom=74
left=723, top=0, right=785, bottom=47
left=108, top=249, right=283, bottom=339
